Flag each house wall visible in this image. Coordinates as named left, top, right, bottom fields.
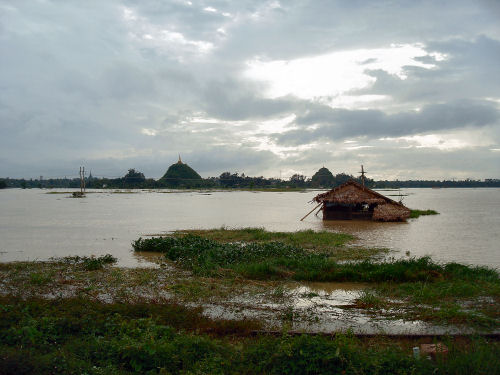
left=323, top=204, right=352, bottom=220
left=323, top=203, right=373, bottom=220
left=372, top=203, right=410, bottom=221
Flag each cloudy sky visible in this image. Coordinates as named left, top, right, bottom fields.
left=1, top=0, right=499, bottom=180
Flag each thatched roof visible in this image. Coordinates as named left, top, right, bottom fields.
left=314, top=180, right=402, bottom=206
left=313, top=180, right=410, bottom=222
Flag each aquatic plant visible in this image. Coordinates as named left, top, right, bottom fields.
left=409, top=209, right=439, bottom=218
left=133, top=235, right=498, bottom=283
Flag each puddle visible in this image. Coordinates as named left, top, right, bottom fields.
left=132, top=251, right=166, bottom=268
left=196, top=281, right=485, bottom=335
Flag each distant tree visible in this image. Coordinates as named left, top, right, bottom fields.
left=289, top=174, right=307, bottom=187
left=122, top=169, right=146, bottom=187
left=219, top=172, right=242, bottom=188
left=333, top=173, right=352, bottom=186
left=0, top=180, right=6, bottom=189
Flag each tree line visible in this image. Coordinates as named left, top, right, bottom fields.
left=1, top=168, right=499, bottom=189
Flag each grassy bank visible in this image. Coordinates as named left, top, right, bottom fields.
left=133, top=231, right=496, bottom=283
left=1, top=296, right=499, bottom=375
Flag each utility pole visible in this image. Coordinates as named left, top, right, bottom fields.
left=78, top=166, right=86, bottom=194
left=79, top=167, right=83, bottom=194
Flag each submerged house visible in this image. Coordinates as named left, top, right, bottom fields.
left=313, top=180, right=410, bottom=222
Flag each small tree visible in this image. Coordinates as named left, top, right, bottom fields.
left=289, top=174, right=306, bottom=187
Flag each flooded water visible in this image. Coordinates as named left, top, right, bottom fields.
left=1, top=188, right=499, bottom=268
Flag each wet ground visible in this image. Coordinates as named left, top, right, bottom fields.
left=1, top=261, right=494, bottom=335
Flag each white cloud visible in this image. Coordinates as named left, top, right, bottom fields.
left=141, top=128, right=157, bottom=136
left=380, top=129, right=497, bottom=151
left=121, top=6, right=214, bottom=58
left=244, top=44, right=444, bottom=105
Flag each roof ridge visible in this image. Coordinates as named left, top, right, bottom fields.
left=314, top=179, right=405, bottom=206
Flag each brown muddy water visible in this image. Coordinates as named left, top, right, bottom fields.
left=0, top=188, right=499, bottom=269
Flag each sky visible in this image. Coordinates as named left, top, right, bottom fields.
left=1, top=0, right=500, bottom=180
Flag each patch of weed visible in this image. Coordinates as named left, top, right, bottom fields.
left=410, top=209, right=439, bottom=218
left=29, top=271, right=54, bottom=286
left=58, top=254, right=117, bottom=271
left=355, top=289, right=384, bottom=309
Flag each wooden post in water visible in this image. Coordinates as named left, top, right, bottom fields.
left=300, top=202, right=322, bottom=221
left=79, top=167, right=83, bottom=194
left=73, top=167, right=86, bottom=198
left=82, top=166, right=86, bottom=193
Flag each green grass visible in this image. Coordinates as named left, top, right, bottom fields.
left=29, top=271, right=54, bottom=286
left=410, top=209, right=439, bottom=218
left=133, top=234, right=499, bottom=284
left=1, top=296, right=499, bottom=375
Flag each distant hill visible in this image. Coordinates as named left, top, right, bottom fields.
left=311, top=167, right=334, bottom=187
left=160, top=158, right=201, bottom=186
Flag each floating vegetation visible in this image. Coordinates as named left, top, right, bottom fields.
left=133, top=233, right=497, bottom=283
left=409, top=209, right=439, bottom=218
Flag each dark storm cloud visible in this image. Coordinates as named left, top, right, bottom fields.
left=200, top=79, right=304, bottom=121
left=352, top=36, right=500, bottom=108
left=274, top=100, right=500, bottom=145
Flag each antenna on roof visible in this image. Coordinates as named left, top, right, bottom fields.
left=398, top=188, right=404, bottom=204
left=359, top=165, right=367, bottom=187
